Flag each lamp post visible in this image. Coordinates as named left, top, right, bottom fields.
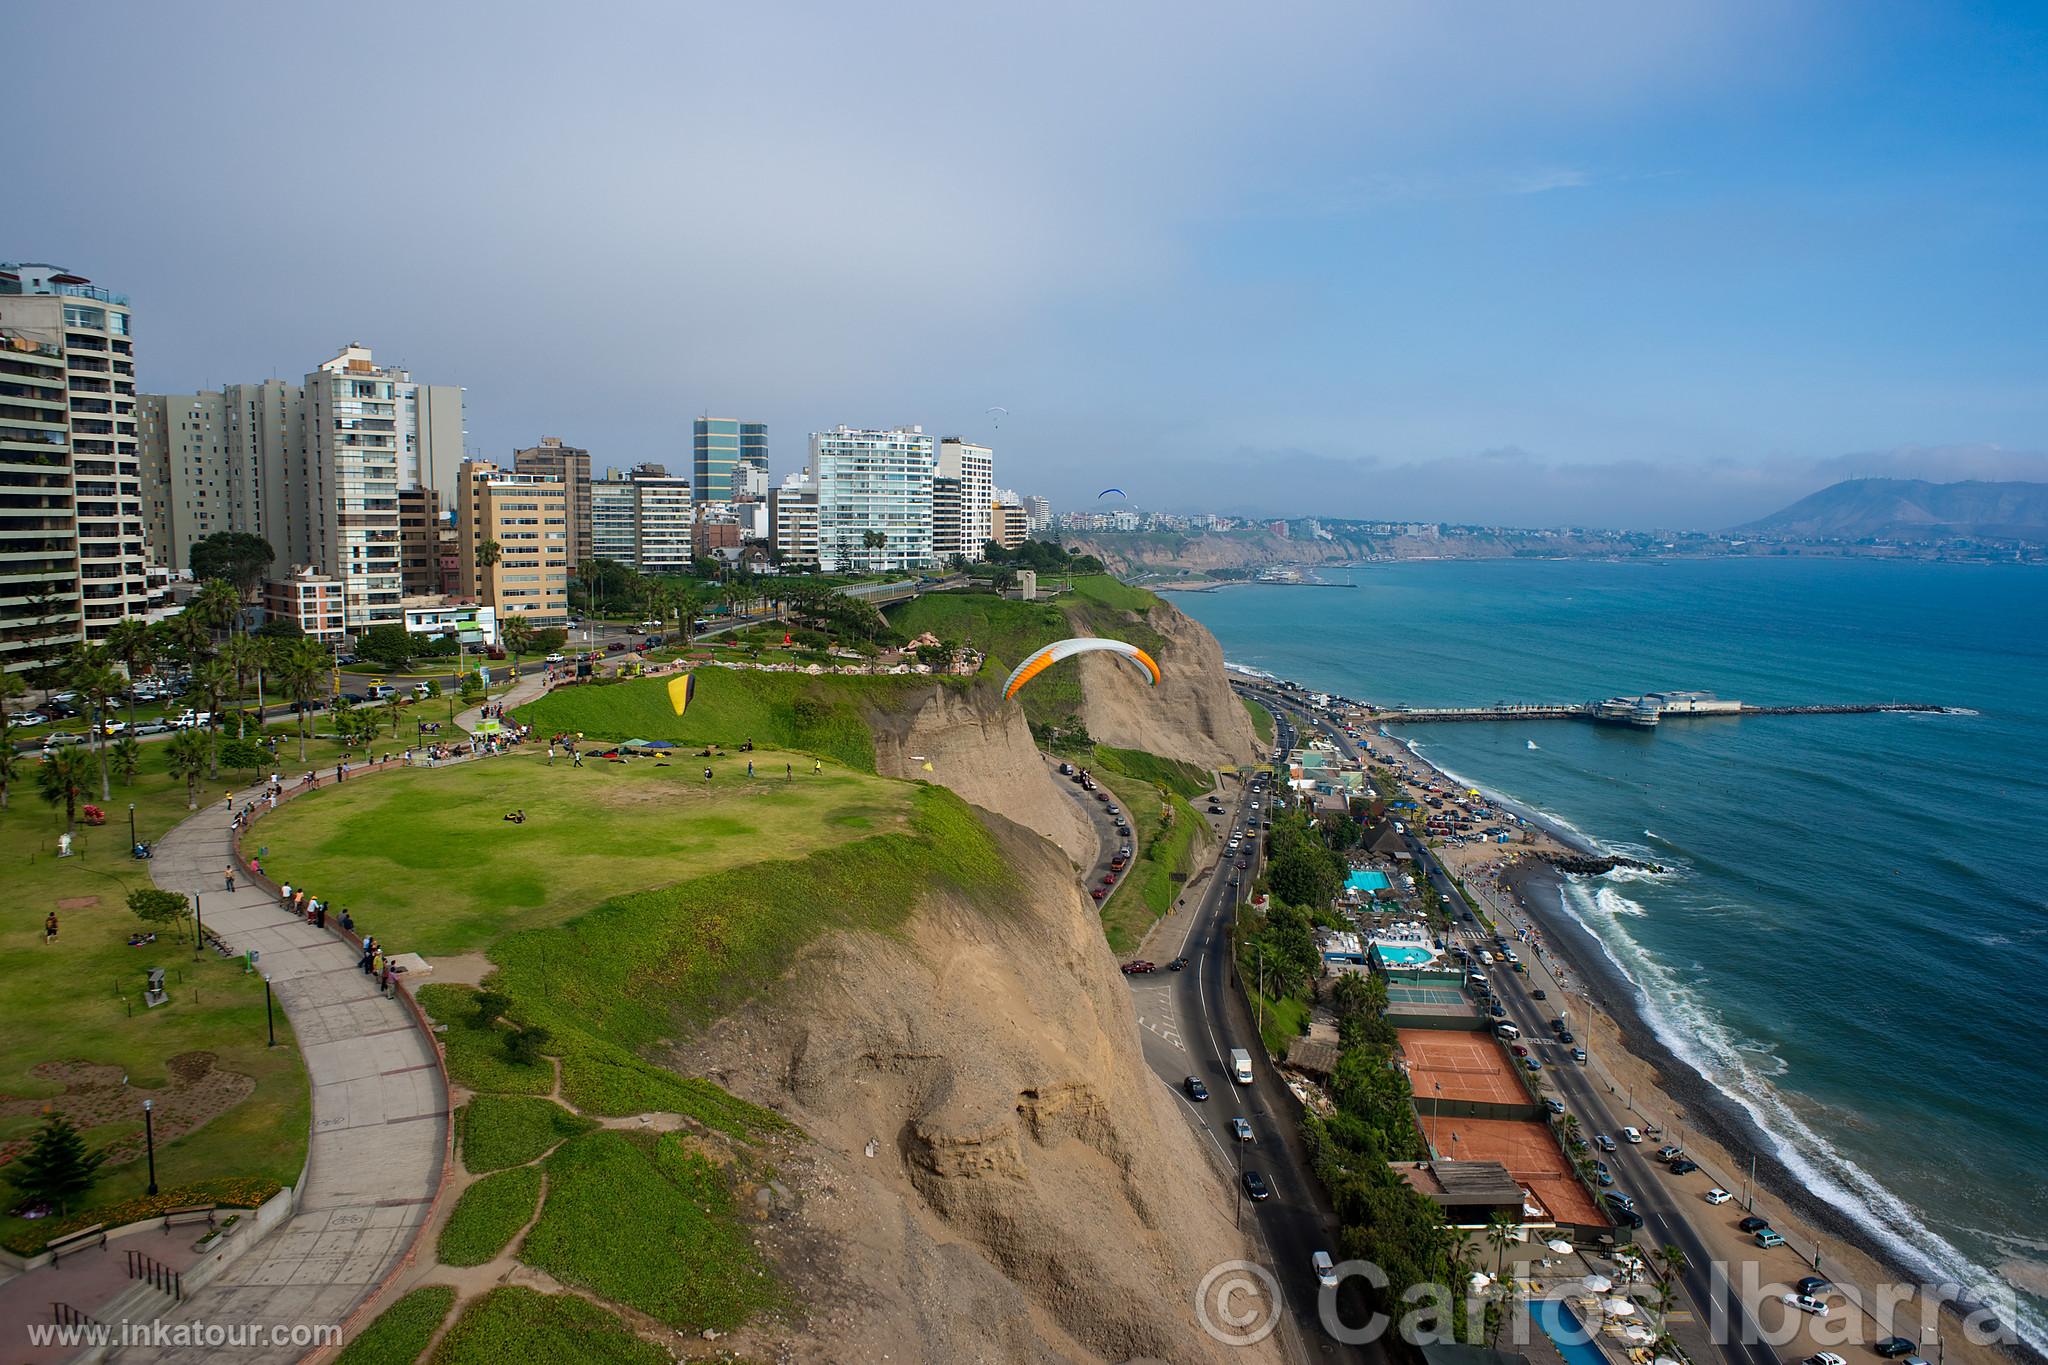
left=128, top=802, right=136, bottom=848
left=142, top=1098, right=158, bottom=1196
left=264, top=974, right=275, bottom=1047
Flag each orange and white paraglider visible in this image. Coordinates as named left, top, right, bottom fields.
left=1002, top=638, right=1160, bottom=701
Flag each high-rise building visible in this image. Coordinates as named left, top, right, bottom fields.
left=302, top=346, right=407, bottom=630
left=1025, top=495, right=1052, bottom=533
left=992, top=498, right=1029, bottom=550
left=455, top=459, right=569, bottom=625
left=769, top=469, right=819, bottom=567
left=811, top=425, right=936, bottom=572
left=0, top=263, right=148, bottom=655
left=590, top=476, right=639, bottom=567
left=397, top=485, right=442, bottom=596
left=930, top=476, right=962, bottom=566
left=139, top=380, right=305, bottom=576
left=936, top=438, right=994, bottom=562
left=629, top=464, right=694, bottom=575
left=512, top=437, right=591, bottom=569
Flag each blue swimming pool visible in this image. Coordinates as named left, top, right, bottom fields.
left=1528, top=1298, right=1607, bottom=1365
left=1346, top=869, right=1391, bottom=892
left=1372, top=944, right=1436, bottom=966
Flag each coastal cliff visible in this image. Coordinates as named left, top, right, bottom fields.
left=1075, top=594, right=1259, bottom=769
left=678, top=815, right=1277, bottom=1364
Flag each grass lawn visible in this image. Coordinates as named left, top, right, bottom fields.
left=0, top=725, right=337, bottom=1254
left=1092, top=744, right=1213, bottom=801
left=1241, top=694, right=1275, bottom=744
left=335, top=1284, right=457, bottom=1365
left=431, top=1285, right=666, bottom=1365
left=252, top=746, right=914, bottom=956
left=521, top=1130, right=782, bottom=1332
left=512, top=667, right=944, bottom=772
left=437, top=1165, right=542, bottom=1266
left=1089, top=764, right=1211, bottom=954
left=457, top=1096, right=594, bottom=1173
left=1247, top=985, right=1311, bottom=1062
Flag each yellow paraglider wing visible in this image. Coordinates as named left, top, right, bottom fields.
left=667, top=672, right=696, bottom=717
left=1002, top=638, right=1161, bottom=701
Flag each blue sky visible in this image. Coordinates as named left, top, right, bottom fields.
left=11, top=1, right=2047, bottom=527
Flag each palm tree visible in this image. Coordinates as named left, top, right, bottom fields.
left=36, top=747, right=94, bottom=834
left=500, top=614, right=534, bottom=661
left=111, top=735, right=141, bottom=786
left=0, top=745, right=17, bottom=813
left=165, top=727, right=211, bottom=810
left=382, top=690, right=404, bottom=738
left=163, top=604, right=213, bottom=668
left=192, top=578, right=244, bottom=642
left=104, top=618, right=156, bottom=733
left=68, top=647, right=123, bottom=802
left=1652, top=1244, right=1687, bottom=1337
left=0, top=670, right=24, bottom=807
left=191, top=658, right=235, bottom=778
left=279, top=638, right=327, bottom=761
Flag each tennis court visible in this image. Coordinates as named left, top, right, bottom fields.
left=1397, top=1028, right=1528, bottom=1106
left=1418, top=1115, right=1607, bottom=1227
left=1385, top=980, right=1477, bottom=1021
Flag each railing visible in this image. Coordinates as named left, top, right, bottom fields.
left=126, top=1248, right=183, bottom=1301
left=51, top=1301, right=101, bottom=1328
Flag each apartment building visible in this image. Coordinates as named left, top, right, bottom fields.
left=397, top=485, right=442, bottom=596
left=993, top=499, right=1029, bottom=550
left=629, top=464, right=694, bottom=575
left=769, top=469, right=819, bottom=567
left=692, top=418, right=767, bottom=505
left=0, top=263, right=148, bottom=653
left=936, top=438, right=994, bottom=562
left=811, top=425, right=936, bottom=572
left=590, top=476, right=639, bottom=566
left=454, top=459, right=569, bottom=626
left=512, top=436, right=591, bottom=569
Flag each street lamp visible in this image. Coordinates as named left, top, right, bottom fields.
left=264, top=974, right=275, bottom=1047
left=142, top=1098, right=158, bottom=1195
left=128, top=802, right=136, bottom=848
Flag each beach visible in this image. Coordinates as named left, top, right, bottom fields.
left=1358, top=720, right=2026, bottom=1365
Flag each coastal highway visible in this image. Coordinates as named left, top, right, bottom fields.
left=1258, top=685, right=1784, bottom=1365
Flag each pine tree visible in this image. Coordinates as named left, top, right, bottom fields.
left=6, top=1112, right=107, bottom=1214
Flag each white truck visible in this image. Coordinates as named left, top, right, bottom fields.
left=1230, top=1048, right=1253, bottom=1085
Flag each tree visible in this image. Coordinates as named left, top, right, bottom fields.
left=279, top=638, right=328, bottom=761
left=4, top=1113, right=106, bottom=1215
left=356, top=624, right=414, bottom=670
left=255, top=615, right=303, bottom=641
left=191, top=578, right=246, bottom=641
left=499, top=615, right=534, bottom=660
left=532, top=626, right=567, bottom=654
left=111, top=735, right=142, bottom=786
left=162, top=602, right=214, bottom=667
left=166, top=727, right=212, bottom=810
left=0, top=670, right=23, bottom=808
left=188, top=532, right=275, bottom=600
left=128, top=886, right=191, bottom=939
left=104, top=617, right=157, bottom=734
left=36, top=747, right=94, bottom=834
left=504, top=1024, right=551, bottom=1066
left=477, top=539, right=502, bottom=572
left=221, top=636, right=266, bottom=739
left=191, top=659, right=235, bottom=778
left=381, top=691, right=404, bottom=738
left=473, top=990, right=511, bottom=1026
left=67, top=647, right=122, bottom=802
left=0, top=744, right=18, bottom=813
left=218, top=736, right=268, bottom=775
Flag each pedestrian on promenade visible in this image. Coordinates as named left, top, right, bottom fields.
left=359, top=936, right=375, bottom=973
left=224, top=791, right=234, bottom=810
left=294, top=890, right=306, bottom=919
left=372, top=948, right=384, bottom=977
left=339, top=907, right=353, bottom=934
left=572, top=748, right=583, bottom=767
left=224, top=865, right=236, bottom=893
left=280, top=881, right=293, bottom=911
left=547, top=744, right=555, bottom=765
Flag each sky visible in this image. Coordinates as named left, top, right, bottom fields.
left=12, top=1, right=2048, bottom=530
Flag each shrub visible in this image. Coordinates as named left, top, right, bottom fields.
left=504, top=1025, right=551, bottom=1066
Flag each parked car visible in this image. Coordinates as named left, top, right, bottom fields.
left=42, top=731, right=88, bottom=748
left=135, top=721, right=174, bottom=736
left=1669, top=1159, right=1699, bottom=1176
left=13, top=710, right=48, bottom=726
left=1783, top=1294, right=1829, bottom=1317
left=1231, top=1117, right=1254, bottom=1142
left=1874, top=1341, right=1917, bottom=1360
left=1531, top=989, right=1547, bottom=1000
left=1545, top=1098, right=1565, bottom=1116
left=1241, top=1171, right=1271, bottom=1202
left=1602, top=1191, right=1637, bottom=1214
left=1804, top=1354, right=1847, bottom=1365
left=1656, top=1144, right=1684, bottom=1161
left=1593, top=1163, right=1615, bottom=1187
left=1510, top=1044, right=1529, bottom=1057
left=1755, top=1230, right=1786, bottom=1248
left=1120, top=960, right=1155, bottom=975
left=1704, top=1188, right=1733, bottom=1205
left=1738, top=1216, right=1772, bottom=1234
left=1615, top=1208, right=1645, bottom=1230
left=1571, top=1047, right=1587, bottom=1064
left=1184, top=1076, right=1209, bottom=1102
left=1622, top=1126, right=1644, bottom=1144
left=1796, top=1277, right=1832, bottom=1297
left=1312, top=1249, right=1338, bottom=1287
left=1522, top=1057, right=1542, bottom=1071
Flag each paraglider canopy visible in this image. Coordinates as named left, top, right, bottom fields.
left=667, top=672, right=696, bottom=717
left=1002, top=638, right=1160, bottom=701
left=1096, top=487, right=1126, bottom=499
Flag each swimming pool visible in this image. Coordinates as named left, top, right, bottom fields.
left=1346, top=869, right=1391, bottom=892
left=1372, top=944, right=1437, bottom=966
left=1528, top=1298, right=1608, bottom=1365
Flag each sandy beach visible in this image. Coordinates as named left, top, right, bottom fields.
left=1347, top=720, right=2026, bottom=1365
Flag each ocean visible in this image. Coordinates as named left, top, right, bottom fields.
left=1174, top=558, right=2048, bottom=1348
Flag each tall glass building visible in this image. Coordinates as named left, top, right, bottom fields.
left=693, top=418, right=766, bottom=505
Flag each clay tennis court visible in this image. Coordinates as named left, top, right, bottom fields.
left=1417, top=1114, right=1607, bottom=1227
left=1397, top=1028, right=1527, bottom=1106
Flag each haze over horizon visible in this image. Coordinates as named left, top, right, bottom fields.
left=11, top=1, right=2048, bottom=530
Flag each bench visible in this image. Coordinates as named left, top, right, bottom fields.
left=46, top=1224, right=106, bottom=1262
left=162, top=1204, right=217, bottom=1231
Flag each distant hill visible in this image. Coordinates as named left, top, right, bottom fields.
left=1735, top=478, right=2048, bottom=543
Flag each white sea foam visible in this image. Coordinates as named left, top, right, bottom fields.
left=1555, top=876, right=2046, bottom=1354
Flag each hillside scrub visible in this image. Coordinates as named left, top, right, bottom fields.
left=1091, top=744, right=1212, bottom=801
left=430, top=1285, right=666, bottom=1365
left=437, top=1165, right=543, bottom=1266
left=458, top=1096, right=594, bottom=1173
left=335, top=1284, right=456, bottom=1365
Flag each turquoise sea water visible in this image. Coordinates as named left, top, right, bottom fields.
left=1176, top=559, right=2048, bottom=1346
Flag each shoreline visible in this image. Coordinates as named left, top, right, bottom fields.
left=1329, top=714, right=2033, bottom=1365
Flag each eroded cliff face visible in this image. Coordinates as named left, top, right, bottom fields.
left=866, top=683, right=1095, bottom=867
left=1076, top=597, right=1259, bottom=770
left=677, top=817, right=1278, bottom=1365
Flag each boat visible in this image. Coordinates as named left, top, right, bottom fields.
left=1526, top=740, right=1539, bottom=750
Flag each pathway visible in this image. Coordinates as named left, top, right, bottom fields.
left=103, top=800, right=448, bottom=1362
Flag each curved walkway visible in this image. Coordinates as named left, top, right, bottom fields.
left=106, top=793, right=449, bottom=1360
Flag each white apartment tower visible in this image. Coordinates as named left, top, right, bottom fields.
left=0, top=263, right=149, bottom=652
left=811, top=425, right=937, bottom=572
left=769, top=469, right=819, bottom=567
left=303, top=346, right=408, bottom=630
left=937, top=437, right=994, bottom=562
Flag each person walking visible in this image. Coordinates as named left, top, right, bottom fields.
left=785, top=762, right=792, bottom=779
left=703, top=767, right=713, bottom=784
left=747, top=759, right=754, bottom=778
left=280, top=881, right=294, bottom=912
left=224, top=865, right=237, bottom=893
left=43, top=912, right=58, bottom=943
left=813, top=759, right=822, bottom=775
left=547, top=744, right=555, bottom=765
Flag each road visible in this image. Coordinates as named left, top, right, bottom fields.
left=1258, top=684, right=1785, bottom=1365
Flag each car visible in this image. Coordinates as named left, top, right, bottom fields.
left=545, top=652, right=565, bottom=664
left=1094, top=791, right=1109, bottom=803
left=1602, top=1191, right=1637, bottom=1212
left=1241, top=1171, right=1271, bottom=1201
left=1510, top=1044, right=1529, bottom=1057
left=1185, top=1076, right=1209, bottom=1101
left=135, top=721, right=174, bottom=736
left=1595, top=1135, right=1617, bottom=1152
left=1615, top=1208, right=1645, bottom=1230
left=1738, top=1216, right=1772, bottom=1234
left=1110, top=855, right=1127, bottom=869
left=1235, top=859, right=1248, bottom=869
left=1782, top=1294, right=1829, bottom=1317
left=1105, top=804, right=1120, bottom=816
left=13, top=710, right=48, bottom=726
left=1058, top=762, right=1075, bottom=775
left=1545, top=1098, right=1565, bottom=1115
left=1558, top=1030, right=1575, bottom=1044
left=1169, top=957, right=1189, bottom=971
left=1571, top=1047, right=1587, bottom=1063
left=1312, top=1249, right=1338, bottom=1287
left=1118, top=844, right=1132, bottom=858
left=1116, top=822, right=1131, bottom=835
left=1622, top=1126, right=1644, bottom=1143
left=1704, top=1188, right=1733, bottom=1205
left=1656, top=1144, right=1683, bottom=1161
left=1102, top=872, right=1117, bottom=885
left=1804, top=1354, right=1848, bottom=1365
left=47, top=690, right=77, bottom=704
left=1522, top=1057, right=1542, bottom=1071
left=1489, top=1004, right=1507, bottom=1018
left=1795, top=1276, right=1832, bottom=1297
left=1121, top=960, right=1155, bottom=974
left=41, top=731, right=88, bottom=747
left=1090, top=888, right=1105, bottom=901
left=1874, top=1341, right=1917, bottom=1360
left=1755, top=1229, right=1786, bottom=1248
left=1231, top=1117, right=1254, bottom=1141
left=1593, top=1163, right=1615, bottom=1187
left=1669, top=1159, right=1699, bottom=1176
left=1531, top=989, right=1547, bottom=1000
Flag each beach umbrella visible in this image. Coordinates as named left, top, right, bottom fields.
left=1625, top=1326, right=1655, bottom=1344
left=1470, top=1272, right=1491, bottom=1289
left=1655, top=1356, right=1683, bottom=1365
left=1582, top=1275, right=1613, bottom=1293
left=1603, top=1298, right=1638, bottom=1317
left=1547, top=1239, right=1574, bottom=1254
